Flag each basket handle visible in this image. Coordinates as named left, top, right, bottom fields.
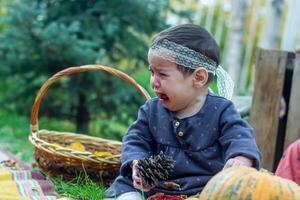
left=30, top=65, right=151, bottom=133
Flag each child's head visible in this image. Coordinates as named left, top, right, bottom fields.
left=148, top=24, right=220, bottom=114
left=150, top=24, right=220, bottom=82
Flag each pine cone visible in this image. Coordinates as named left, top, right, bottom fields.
left=136, top=152, right=175, bottom=186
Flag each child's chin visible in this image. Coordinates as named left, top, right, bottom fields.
left=161, top=101, right=176, bottom=111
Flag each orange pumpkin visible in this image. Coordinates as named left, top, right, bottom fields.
left=199, top=166, right=300, bottom=200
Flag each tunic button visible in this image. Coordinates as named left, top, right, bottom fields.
left=175, top=121, right=180, bottom=127
left=178, top=131, right=184, bottom=137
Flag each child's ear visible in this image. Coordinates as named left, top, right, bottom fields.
left=193, top=68, right=208, bottom=87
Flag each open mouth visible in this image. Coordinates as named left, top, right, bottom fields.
left=156, top=92, right=169, bottom=102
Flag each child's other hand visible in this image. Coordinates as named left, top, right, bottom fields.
left=223, top=156, right=253, bottom=169
left=132, top=160, right=155, bottom=192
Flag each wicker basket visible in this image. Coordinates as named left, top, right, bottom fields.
left=29, top=65, right=150, bottom=185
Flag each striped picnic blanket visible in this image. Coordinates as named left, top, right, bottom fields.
left=0, top=147, right=63, bottom=200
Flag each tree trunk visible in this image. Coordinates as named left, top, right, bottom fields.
left=204, top=0, right=216, bottom=33
left=224, top=0, right=248, bottom=94
left=259, top=0, right=284, bottom=49
left=76, top=92, right=90, bottom=134
left=281, top=0, right=300, bottom=51
left=214, top=0, right=222, bottom=44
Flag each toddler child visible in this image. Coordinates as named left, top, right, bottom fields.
left=105, top=24, right=261, bottom=200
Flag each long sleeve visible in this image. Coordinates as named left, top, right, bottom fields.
left=218, top=101, right=261, bottom=169
left=275, top=139, right=300, bottom=184
left=119, top=101, right=154, bottom=177
left=106, top=94, right=262, bottom=198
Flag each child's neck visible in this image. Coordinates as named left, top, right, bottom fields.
left=174, top=89, right=208, bottom=119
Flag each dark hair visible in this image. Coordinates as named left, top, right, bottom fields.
left=152, top=24, right=220, bottom=83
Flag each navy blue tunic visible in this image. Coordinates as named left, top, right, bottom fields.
left=106, top=92, right=261, bottom=198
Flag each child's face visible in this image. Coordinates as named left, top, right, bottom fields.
left=148, top=53, right=199, bottom=113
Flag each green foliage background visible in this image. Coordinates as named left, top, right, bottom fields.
left=0, top=1, right=222, bottom=198
left=0, top=0, right=179, bottom=141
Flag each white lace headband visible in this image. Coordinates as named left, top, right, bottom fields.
left=149, top=39, right=234, bottom=100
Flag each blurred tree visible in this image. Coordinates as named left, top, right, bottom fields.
left=239, top=0, right=265, bottom=94
left=0, top=0, right=171, bottom=137
left=259, top=0, right=284, bottom=49
left=224, top=0, right=247, bottom=93
left=281, top=0, right=300, bottom=51
left=0, top=9, right=4, bottom=32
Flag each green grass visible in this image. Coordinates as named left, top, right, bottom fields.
left=50, top=175, right=106, bottom=200
left=0, top=109, right=107, bottom=199
left=0, top=109, right=76, bottom=162
left=0, top=110, right=34, bottom=162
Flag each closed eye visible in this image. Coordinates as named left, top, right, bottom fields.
left=148, top=65, right=168, bottom=77
left=159, top=73, right=168, bottom=77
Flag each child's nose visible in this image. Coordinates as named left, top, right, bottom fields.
left=151, top=75, right=160, bottom=89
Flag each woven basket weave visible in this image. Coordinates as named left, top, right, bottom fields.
left=29, top=65, right=150, bottom=185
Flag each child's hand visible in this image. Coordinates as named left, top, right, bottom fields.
left=132, top=160, right=155, bottom=192
left=223, top=156, right=253, bottom=169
